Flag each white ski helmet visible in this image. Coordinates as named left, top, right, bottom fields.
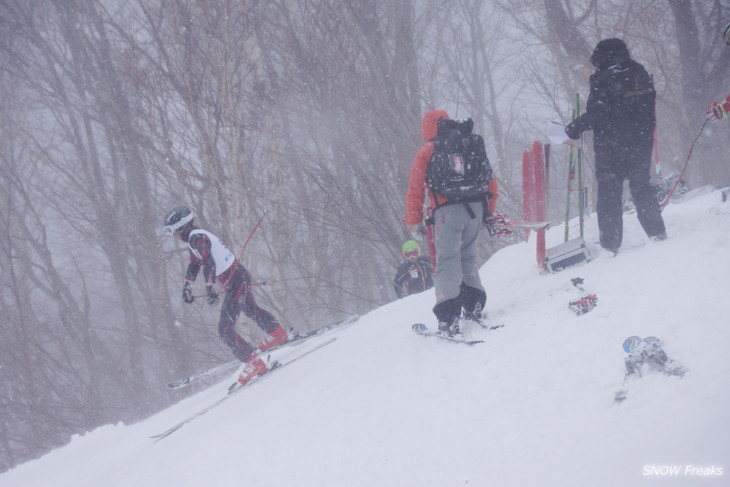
left=163, top=206, right=194, bottom=235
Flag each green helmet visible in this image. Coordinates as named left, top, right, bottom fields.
left=402, top=240, right=420, bottom=254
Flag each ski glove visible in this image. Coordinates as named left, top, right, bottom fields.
left=707, top=101, right=729, bottom=120
left=182, top=280, right=195, bottom=304
left=206, top=286, right=220, bottom=307
left=483, top=213, right=512, bottom=238
left=564, top=121, right=582, bottom=140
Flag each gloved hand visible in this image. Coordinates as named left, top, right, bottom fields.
left=409, top=223, right=427, bottom=243
left=206, top=286, right=220, bottom=307
left=706, top=101, right=728, bottom=120
left=565, top=122, right=582, bottom=140
left=182, top=280, right=194, bottom=304
left=483, top=212, right=512, bottom=238
left=483, top=211, right=497, bottom=236
left=482, top=210, right=494, bottom=226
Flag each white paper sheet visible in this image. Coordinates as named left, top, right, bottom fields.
left=547, top=121, right=582, bottom=148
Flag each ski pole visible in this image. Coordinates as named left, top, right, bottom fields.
left=224, top=209, right=269, bottom=288
left=564, top=114, right=577, bottom=242
left=653, top=117, right=662, bottom=181
left=576, top=94, right=584, bottom=239
left=240, top=209, right=268, bottom=256
left=425, top=209, right=436, bottom=273
left=660, top=118, right=709, bottom=212
left=199, top=210, right=269, bottom=298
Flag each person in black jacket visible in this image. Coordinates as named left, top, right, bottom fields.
left=566, top=38, right=666, bottom=253
left=393, top=240, right=433, bottom=299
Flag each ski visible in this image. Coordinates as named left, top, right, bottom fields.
left=263, top=314, right=359, bottom=354
left=152, top=337, right=337, bottom=441
left=662, top=183, right=716, bottom=206
left=167, top=360, right=241, bottom=390
left=411, top=323, right=484, bottom=345
left=461, top=319, right=505, bottom=331
left=165, top=314, right=357, bottom=390
left=228, top=335, right=336, bottom=393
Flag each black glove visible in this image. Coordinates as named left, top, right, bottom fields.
left=206, top=287, right=220, bottom=307
left=482, top=209, right=493, bottom=226
left=483, top=216, right=496, bottom=237
left=182, top=280, right=194, bottom=304
left=565, top=122, right=582, bottom=140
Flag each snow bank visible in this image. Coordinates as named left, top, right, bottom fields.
left=2, top=190, right=729, bottom=487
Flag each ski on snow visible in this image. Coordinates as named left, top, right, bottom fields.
left=151, top=337, right=337, bottom=441
left=166, top=360, right=241, bottom=390
left=411, top=322, right=502, bottom=345
left=225, top=336, right=337, bottom=394
left=166, top=314, right=358, bottom=390
left=262, top=314, right=358, bottom=355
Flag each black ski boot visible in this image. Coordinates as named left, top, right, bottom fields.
left=438, top=316, right=461, bottom=337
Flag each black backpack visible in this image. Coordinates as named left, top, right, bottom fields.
left=425, top=118, right=493, bottom=202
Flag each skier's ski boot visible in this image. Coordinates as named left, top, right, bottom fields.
left=463, top=303, right=484, bottom=324
left=238, top=353, right=268, bottom=385
left=438, top=317, right=461, bottom=337
left=258, top=324, right=289, bottom=352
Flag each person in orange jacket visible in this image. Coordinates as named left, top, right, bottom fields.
left=404, top=110, right=498, bottom=335
left=707, top=23, right=730, bottom=121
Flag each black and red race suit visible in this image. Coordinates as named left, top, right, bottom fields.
left=186, top=228, right=280, bottom=361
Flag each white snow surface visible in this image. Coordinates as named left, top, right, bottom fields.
left=3, top=190, right=730, bottom=487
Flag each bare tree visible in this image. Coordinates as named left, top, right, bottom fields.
left=2, top=0, right=729, bottom=473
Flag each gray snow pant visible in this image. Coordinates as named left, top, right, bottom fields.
left=432, top=201, right=486, bottom=323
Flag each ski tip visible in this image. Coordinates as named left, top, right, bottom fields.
left=166, top=378, right=194, bottom=389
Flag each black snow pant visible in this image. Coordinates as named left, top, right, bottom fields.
left=218, top=263, right=280, bottom=361
left=595, top=143, right=666, bottom=252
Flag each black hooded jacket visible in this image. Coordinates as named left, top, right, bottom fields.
left=566, top=39, right=656, bottom=167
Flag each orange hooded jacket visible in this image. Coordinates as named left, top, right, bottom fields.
left=404, top=110, right=498, bottom=226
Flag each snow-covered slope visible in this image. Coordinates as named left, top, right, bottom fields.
left=3, top=190, right=729, bottom=487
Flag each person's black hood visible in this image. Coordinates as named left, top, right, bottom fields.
left=590, top=38, right=631, bottom=70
